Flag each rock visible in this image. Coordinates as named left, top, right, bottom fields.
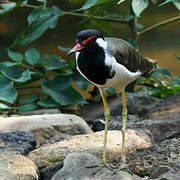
left=0, top=152, right=39, bottom=180
left=150, top=166, right=170, bottom=179
left=46, top=132, right=71, bottom=144
left=156, top=170, right=180, bottom=180
left=18, top=108, right=61, bottom=116
left=0, top=114, right=93, bottom=145
left=28, top=129, right=153, bottom=179
left=92, top=115, right=139, bottom=132
left=0, top=131, right=36, bottom=155
left=127, top=138, right=180, bottom=177
left=92, top=119, right=121, bottom=132
left=129, top=118, right=180, bottom=143
left=147, top=92, right=180, bottom=120
left=92, top=117, right=180, bottom=143
left=80, top=92, right=160, bottom=122
left=51, top=152, right=141, bottom=180
left=80, top=92, right=180, bottom=122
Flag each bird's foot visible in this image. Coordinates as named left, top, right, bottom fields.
left=86, top=161, right=118, bottom=171
left=114, top=158, right=134, bottom=175
left=101, top=161, right=119, bottom=171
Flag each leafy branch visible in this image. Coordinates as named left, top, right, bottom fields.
left=0, top=0, right=179, bottom=112
left=138, top=15, right=180, bottom=35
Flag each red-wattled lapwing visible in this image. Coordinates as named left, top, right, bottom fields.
left=67, top=29, right=156, bottom=169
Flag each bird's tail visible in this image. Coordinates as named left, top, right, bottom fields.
left=142, top=57, right=157, bottom=76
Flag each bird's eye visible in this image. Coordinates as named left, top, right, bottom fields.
left=81, top=35, right=97, bottom=46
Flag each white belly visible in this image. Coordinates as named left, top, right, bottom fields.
left=98, top=57, right=141, bottom=91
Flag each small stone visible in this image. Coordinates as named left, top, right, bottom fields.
left=150, top=166, right=170, bottom=179
left=0, top=131, right=36, bottom=155
left=0, top=152, right=39, bottom=180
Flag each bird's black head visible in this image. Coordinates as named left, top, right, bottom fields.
left=67, top=29, right=104, bottom=56
left=77, top=29, right=104, bottom=43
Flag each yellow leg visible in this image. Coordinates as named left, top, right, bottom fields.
left=121, top=90, right=127, bottom=165
left=99, top=89, right=110, bottom=166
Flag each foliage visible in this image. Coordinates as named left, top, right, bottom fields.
left=0, top=0, right=179, bottom=111
left=136, top=65, right=180, bottom=98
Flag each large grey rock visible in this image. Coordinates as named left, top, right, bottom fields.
left=0, top=131, right=36, bottom=155
left=51, top=152, right=141, bottom=180
left=0, top=114, right=93, bottom=145
left=0, top=152, right=39, bottom=180
left=28, top=129, right=153, bottom=179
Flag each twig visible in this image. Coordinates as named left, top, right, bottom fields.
left=21, top=3, right=38, bottom=8
left=128, top=4, right=139, bottom=51
left=60, top=10, right=128, bottom=25
left=138, top=15, right=180, bottom=35
left=43, top=0, right=47, bottom=8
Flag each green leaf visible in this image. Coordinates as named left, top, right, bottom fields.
left=90, top=19, right=113, bottom=36
left=106, top=87, right=119, bottom=96
left=0, top=65, right=31, bottom=82
left=77, top=0, right=112, bottom=11
left=0, top=103, right=10, bottom=110
left=7, top=49, right=23, bottom=63
left=117, top=0, right=126, bottom=5
left=151, top=0, right=159, bottom=4
left=170, top=76, right=180, bottom=86
left=20, top=95, right=40, bottom=104
left=175, top=55, right=180, bottom=62
left=11, top=6, right=60, bottom=47
left=37, top=97, right=58, bottom=107
left=25, top=47, right=40, bottom=65
left=0, top=61, right=19, bottom=67
left=70, top=70, right=90, bottom=90
left=37, top=0, right=46, bottom=2
left=0, top=76, right=17, bottom=104
left=147, top=66, right=174, bottom=79
left=132, top=0, right=149, bottom=17
left=41, top=76, right=70, bottom=92
left=27, top=6, right=53, bottom=25
left=18, top=103, right=38, bottom=112
left=78, top=0, right=99, bottom=10
left=0, top=2, right=16, bottom=14
left=40, top=76, right=86, bottom=105
left=39, top=54, right=66, bottom=70
left=159, top=0, right=172, bottom=7
left=173, top=0, right=180, bottom=10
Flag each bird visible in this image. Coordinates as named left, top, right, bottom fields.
left=67, top=29, right=156, bottom=169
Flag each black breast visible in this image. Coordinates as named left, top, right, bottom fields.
left=77, top=46, right=113, bottom=85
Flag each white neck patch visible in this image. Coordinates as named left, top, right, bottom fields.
left=96, top=38, right=107, bottom=49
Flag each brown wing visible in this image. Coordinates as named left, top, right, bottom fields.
left=105, top=37, right=156, bottom=75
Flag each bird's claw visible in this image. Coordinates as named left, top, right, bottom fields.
left=86, top=162, right=118, bottom=171
left=115, top=160, right=134, bottom=175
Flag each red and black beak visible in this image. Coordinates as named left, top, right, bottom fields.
left=67, top=43, right=85, bottom=56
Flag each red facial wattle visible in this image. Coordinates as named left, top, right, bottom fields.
left=67, top=35, right=97, bottom=56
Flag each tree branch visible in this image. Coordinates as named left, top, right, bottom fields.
left=138, top=15, right=180, bottom=35
left=60, top=10, right=128, bottom=25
